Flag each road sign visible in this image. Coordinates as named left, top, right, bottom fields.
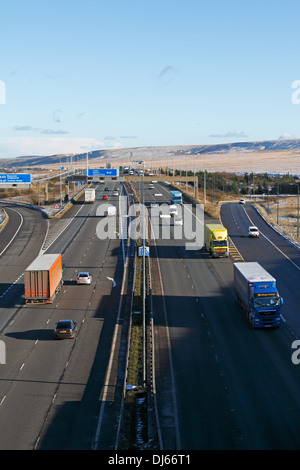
left=0, top=173, right=31, bottom=187
left=0, top=173, right=31, bottom=184
left=88, top=169, right=119, bottom=177
left=138, top=246, right=149, bottom=257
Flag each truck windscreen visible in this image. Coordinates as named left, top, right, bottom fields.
left=254, top=295, right=280, bottom=307
left=212, top=240, right=227, bottom=247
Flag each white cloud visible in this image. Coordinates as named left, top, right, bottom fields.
left=40, top=129, right=68, bottom=135
left=210, top=130, right=248, bottom=138
left=277, top=132, right=296, bottom=140
left=13, top=125, right=41, bottom=131
left=111, top=142, right=123, bottom=149
left=0, top=137, right=108, bottom=158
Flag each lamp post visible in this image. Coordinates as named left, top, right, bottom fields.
left=297, top=183, right=299, bottom=239
left=289, top=182, right=299, bottom=239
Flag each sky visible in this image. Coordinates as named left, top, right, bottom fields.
left=0, top=0, right=300, bottom=158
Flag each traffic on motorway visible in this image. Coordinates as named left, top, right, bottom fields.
left=1, top=176, right=300, bottom=450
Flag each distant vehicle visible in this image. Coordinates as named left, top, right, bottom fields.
left=248, top=226, right=259, bottom=238
left=234, top=262, right=283, bottom=328
left=113, top=190, right=119, bottom=196
left=105, top=187, right=109, bottom=191
left=102, top=194, right=108, bottom=200
left=239, top=199, right=246, bottom=204
left=77, top=272, right=92, bottom=285
left=107, top=206, right=116, bottom=216
left=204, top=224, right=229, bottom=257
left=169, top=204, right=178, bottom=216
left=174, top=218, right=183, bottom=226
left=170, top=190, right=182, bottom=204
left=54, top=320, right=77, bottom=339
left=85, top=188, right=95, bottom=203
left=24, top=253, right=63, bottom=304
left=148, top=184, right=154, bottom=189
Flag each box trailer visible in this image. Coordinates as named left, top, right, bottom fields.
left=204, top=224, right=229, bottom=257
left=85, top=188, right=95, bottom=203
left=24, top=253, right=63, bottom=303
left=234, top=262, right=283, bottom=327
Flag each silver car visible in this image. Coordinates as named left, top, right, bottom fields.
left=77, top=271, right=92, bottom=284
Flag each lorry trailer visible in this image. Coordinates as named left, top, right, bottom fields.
left=204, top=224, right=229, bottom=257
left=85, top=188, right=95, bottom=203
left=233, top=262, right=283, bottom=327
left=24, top=253, right=63, bottom=303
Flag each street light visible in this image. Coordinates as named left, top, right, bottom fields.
left=289, top=182, right=300, bottom=239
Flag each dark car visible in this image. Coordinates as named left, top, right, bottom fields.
left=54, top=320, right=77, bottom=339
left=105, top=187, right=109, bottom=191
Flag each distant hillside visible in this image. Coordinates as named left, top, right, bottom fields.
left=1, top=139, right=300, bottom=168
left=185, top=139, right=300, bottom=155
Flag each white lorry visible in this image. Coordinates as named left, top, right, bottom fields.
left=107, top=206, right=116, bottom=216
left=85, top=188, right=95, bottom=203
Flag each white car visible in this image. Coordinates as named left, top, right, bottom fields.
left=77, top=272, right=92, bottom=284
left=239, top=199, right=246, bottom=204
left=169, top=204, right=178, bottom=216
left=248, top=226, right=259, bottom=238
left=174, top=218, right=183, bottom=226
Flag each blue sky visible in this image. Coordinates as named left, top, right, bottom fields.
left=0, top=0, right=300, bottom=158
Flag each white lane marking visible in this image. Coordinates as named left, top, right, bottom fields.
left=241, top=206, right=300, bottom=272
left=0, top=208, right=23, bottom=257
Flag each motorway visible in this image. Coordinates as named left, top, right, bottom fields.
left=0, top=185, right=130, bottom=450
left=141, top=182, right=300, bottom=450
left=1, top=179, right=300, bottom=450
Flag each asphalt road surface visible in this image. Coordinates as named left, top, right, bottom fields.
left=2, top=181, right=300, bottom=450
left=145, top=183, right=300, bottom=450
left=0, top=185, right=130, bottom=450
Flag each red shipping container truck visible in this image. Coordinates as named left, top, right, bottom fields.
left=24, top=253, right=63, bottom=303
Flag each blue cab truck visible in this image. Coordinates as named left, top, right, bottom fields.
left=170, top=190, right=182, bottom=204
left=233, top=262, right=283, bottom=327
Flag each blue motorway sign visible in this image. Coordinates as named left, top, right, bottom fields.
left=0, top=173, right=31, bottom=184
left=138, top=246, right=149, bottom=257
left=88, top=169, right=119, bottom=177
